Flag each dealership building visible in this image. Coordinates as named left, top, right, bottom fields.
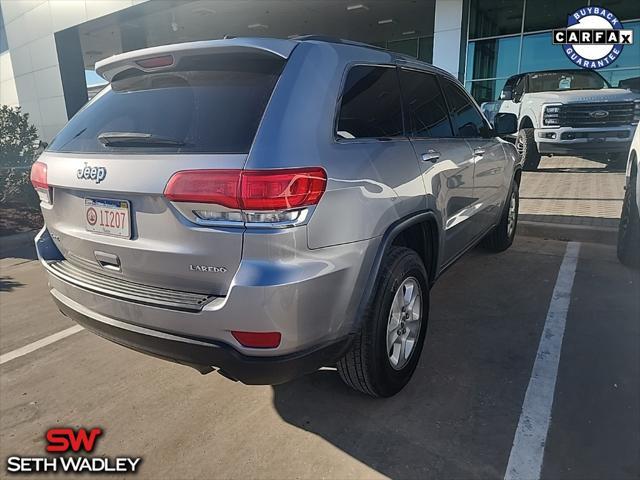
left=0, top=0, right=638, bottom=141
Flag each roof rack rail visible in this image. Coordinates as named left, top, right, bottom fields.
left=292, top=35, right=386, bottom=52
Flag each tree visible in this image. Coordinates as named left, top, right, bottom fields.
left=0, top=105, right=39, bottom=167
left=0, top=105, right=40, bottom=206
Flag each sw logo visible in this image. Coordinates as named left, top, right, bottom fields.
left=5, top=427, right=142, bottom=474
left=46, top=427, right=102, bottom=453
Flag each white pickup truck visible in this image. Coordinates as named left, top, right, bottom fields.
left=482, top=69, right=640, bottom=170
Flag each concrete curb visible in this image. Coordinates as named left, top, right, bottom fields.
left=518, top=221, right=617, bottom=245
left=0, top=230, right=38, bottom=252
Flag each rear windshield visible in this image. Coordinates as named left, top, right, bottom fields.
left=49, top=53, right=285, bottom=154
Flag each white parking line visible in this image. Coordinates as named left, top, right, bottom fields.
left=0, top=325, right=84, bottom=366
left=504, top=241, right=581, bottom=480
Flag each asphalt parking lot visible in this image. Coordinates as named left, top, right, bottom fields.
left=1, top=227, right=638, bottom=478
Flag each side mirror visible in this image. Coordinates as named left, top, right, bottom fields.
left=500, top=86, right=513, bottom=101
left=493, top=112, right=518, bottom=135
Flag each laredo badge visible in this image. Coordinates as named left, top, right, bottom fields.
left=553, top=6, right=633, bottom=69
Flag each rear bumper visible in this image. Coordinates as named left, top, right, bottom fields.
left=52, top=288, right=351, bottom=384
left=35, top=226, right=377, bottom=381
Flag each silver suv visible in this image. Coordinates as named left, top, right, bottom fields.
left=32, top=37, right=521, bottom=397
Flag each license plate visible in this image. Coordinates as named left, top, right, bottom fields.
left=85, top=198, right=131, bottom=238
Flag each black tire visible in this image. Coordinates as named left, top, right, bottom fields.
left=516, top=128, right=541, bottom=171
left=337, top=246, right=429, bottom=397
left=482, top=180, right=519, bottom=252
left=617, top=178, right=640, bottom=268
left=607, top=152, right=628, bottom=170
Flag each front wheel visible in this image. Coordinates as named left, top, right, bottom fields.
left=516, top=128, right=541, bottom=171
left=607, top=152, right=628, bottom=170
left=482, top=180, right=519, bottom=252
left=337, top=246, right=429, bottom=397
left=617, top=179, right=640, bottom=268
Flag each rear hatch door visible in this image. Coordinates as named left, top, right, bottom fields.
left=40, top=43, right=290, bottom=295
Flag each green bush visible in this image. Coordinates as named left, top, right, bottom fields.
left=0, top=105, right=40, bottom=209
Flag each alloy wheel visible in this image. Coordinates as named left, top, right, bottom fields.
left=386, top=277, right=422, bottom=370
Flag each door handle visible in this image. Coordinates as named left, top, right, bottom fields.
left=473, top=147, right=486, bottom=156
left=421, top=150, right=440, bottom=162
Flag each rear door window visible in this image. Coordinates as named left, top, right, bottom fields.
left=336, top=65, right=404, bottom=139
left=399, top=69, right=453, bottom=138
left=49, top=53, right=285, bottom=154
left=440, top=78, right=489, bottom=138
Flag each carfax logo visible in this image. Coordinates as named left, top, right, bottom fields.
left=5, top=427, right=142, bottom=474
left=553, top=6, right=633, bottom=69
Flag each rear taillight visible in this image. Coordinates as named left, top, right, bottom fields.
left=240, top=169, right=326, bottom=210
left=164, top=168, right=327, bottom=225
left=30, top=161, right=51, bottom=203
left=164, top=170, right=241, bottom=208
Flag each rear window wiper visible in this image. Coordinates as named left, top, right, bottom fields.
left=97, top=132, right=186, bottom=147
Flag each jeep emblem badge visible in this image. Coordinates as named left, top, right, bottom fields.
left=77, top=162, right=107, bottom=183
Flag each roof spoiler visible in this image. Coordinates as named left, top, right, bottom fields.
left=95, top=37, right=297, bottom=82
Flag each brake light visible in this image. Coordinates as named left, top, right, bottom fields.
left=240, top=168, right=326, bottom=210
left=164, top=168, right=327, bottom=212
left=30, top=161, right=51, bottom=203
left=231, top=331, right=281, bottom=348
left=164, top=170, right=240, bottom=208
left=136, top=55, right=174, bottom=69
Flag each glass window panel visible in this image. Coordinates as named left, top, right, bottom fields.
left=520, top=32, right=576, bottom=72
left=608, top=21, right=639, bottom=69
left=336, top=66, right=404, bottom=139
left=441, top=78, right=489, bottom=137
left=49, top=56, right=284, bottom=154
left=469, top=0, right=524, bottom=39
left=524, top=0, right=585, bottom=32
left=466, top=79, right=508, bottom=105
left=387, top=39, right=418, bottom=58
left=418, top=37, right=434, bottom=63
left=597, top=1, right=640, bottom=21
left=399, top=70, right=453, bottom=138
left=599, top=68, right=640, bottom=89
left=466, top=36, right=520, bottom=80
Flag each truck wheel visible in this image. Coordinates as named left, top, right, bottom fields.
left=607, top=152, right=628, bottom=170
left=482, top=180, right=519, bottom=252
left=337, top=246, right=429, bottom=397
left=617, top=179, right=640, bottom=268
left=516, top=128, right=541, bottom=171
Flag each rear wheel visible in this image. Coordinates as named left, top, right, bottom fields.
left=482, top=180, right=519, bottom=252
left=337, top=246, right=429, bottom=397
left=516, top=128, right=541, bottom=171
left=617, top=176, right=640, bottom=268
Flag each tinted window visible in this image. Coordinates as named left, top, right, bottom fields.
left=49, top=54, right=284, bottom=154
left=527, top=70, right=608, bottom=92
left=466, top=37, right=520, bottom=80
left=467, top=78, right=508, bottom=106
left=400, top=70, right=452, bottom=138
left=469, top=0, right=524, bottom=39
left=337, top=66, right=403, bottom=139
left=441, top=79, right=488, bottom=137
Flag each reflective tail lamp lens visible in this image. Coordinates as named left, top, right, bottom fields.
left=164, top=168, right=327, bottom=215
left=231, top=331, right=281, bottom=348
left=30, top=161, right=51, bottom=203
